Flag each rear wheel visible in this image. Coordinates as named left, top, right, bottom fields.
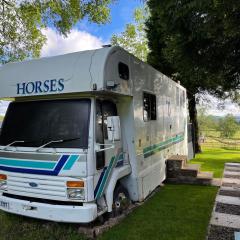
left=112, top=184, right=131, bottom=217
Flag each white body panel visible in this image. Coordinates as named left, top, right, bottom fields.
left=0, top=195, right=97, bottom=223
left=0, top=47, right=188, bottom=222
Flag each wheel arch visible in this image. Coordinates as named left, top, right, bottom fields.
left=105, top=166, right=131, bottom=212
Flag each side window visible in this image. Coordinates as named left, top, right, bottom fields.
left=102, top=100, right=118, bottom=139
left=96, top=101, right=105, bottom=170
left=118, top=62, right=129, bottom=80
left=143, top=92, right=157, bottom=121
left=95, top=100, right=117, bottom=170
left=180, top=90, right=185, bottom=107
left=96, top=101, right=104, bottom=144
left=176, top=87, right=180, bottom=107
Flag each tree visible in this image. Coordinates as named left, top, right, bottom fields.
left=146, top=0, right=240, bottom=153
left=198, top=108, right=217, bottom=131
left=111, top=6, right=149, bottom=61
left=218, top=114, right=239, bottom=138
left=0, top=0, right=113, bottom=64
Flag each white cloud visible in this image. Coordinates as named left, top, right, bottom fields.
left=41, top=28, right=104, bottom=57
left=197, top=93, right=240, bottom=117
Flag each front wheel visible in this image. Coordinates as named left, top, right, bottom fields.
left=112, top=184, right=131, bottom=217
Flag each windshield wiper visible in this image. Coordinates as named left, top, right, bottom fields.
left=36, top=140, right=64, bottom=152
left=2, top=140, right=25, bottom=150
left=35, top=137, right=81, bottom=152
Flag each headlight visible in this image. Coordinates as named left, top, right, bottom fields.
left=67, top=188, right=85, bottom=200
left=0, top=174, right=7, bottom=191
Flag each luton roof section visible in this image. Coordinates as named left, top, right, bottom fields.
left=0, top=46, right=132, bottom=98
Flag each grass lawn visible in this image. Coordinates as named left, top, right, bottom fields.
left=100, top=185, right=217, bottom=240
left=0, top=185, right=217, bottom=240
left=0, top=116, right=4, bottom=121
left=0, top=213, right=85, bottom=240
left=190, top=148, right=240, bottom=178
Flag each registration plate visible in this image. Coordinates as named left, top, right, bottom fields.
left=0, top=201, right=9, bottom=209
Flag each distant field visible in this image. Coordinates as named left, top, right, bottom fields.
left=200, top=130, right=240, bottom=150
left=200, top=129, right=240, bottom=139
left=0, top=116, right=4, bottom=121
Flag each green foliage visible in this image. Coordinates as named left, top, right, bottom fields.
left=198, top=108, right=218, bottom=131
left=146, top=0, right=240, bottom=98
left=111, top=6, right=149, bottom=61
left=146, top=0, right=240, bottom=153
left=0, top=0, right=113, bottom=64
left=0, top=0, right=46, bottom=63
left=217, top=114, right=239, bottom=138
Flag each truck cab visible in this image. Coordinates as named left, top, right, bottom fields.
left=0, top=96, right=132, bottom=222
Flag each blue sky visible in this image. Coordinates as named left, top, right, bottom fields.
left=41, top=0, right=144, bottom=57
left=77, top=0, right=143, bottom=42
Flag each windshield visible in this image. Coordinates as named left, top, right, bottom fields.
left=0, top=99, right=91, bottom=149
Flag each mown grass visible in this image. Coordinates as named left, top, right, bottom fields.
left=100, top=185, right=217, bottom=240
left=0, top=185, right=217, bottom=240
left=0, top=213, right=86, bottom=240
left=190, top=148, right=240, bottom=178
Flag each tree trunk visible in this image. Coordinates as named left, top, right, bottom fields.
left=187, top=92, right=201, bottom=154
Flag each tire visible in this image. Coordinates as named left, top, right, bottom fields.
left=112, top=184, right=131, bottom=217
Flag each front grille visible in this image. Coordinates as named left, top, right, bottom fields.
left=3, top=193, right=83, bottom=206
left=6, top=172, right=68, bottom=201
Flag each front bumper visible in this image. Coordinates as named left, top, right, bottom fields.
left=0, top=194, right=97, bottom=223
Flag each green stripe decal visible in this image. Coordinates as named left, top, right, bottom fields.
left=143, top=134, right=184, bottom=158
left=63, top=155, right=79, bottom=170
left=0, top=158, right=56, bottom=169
left=95, top=155, right=118, bottom=199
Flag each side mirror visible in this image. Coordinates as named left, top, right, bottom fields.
left=107, top=116, right=121, bottom=141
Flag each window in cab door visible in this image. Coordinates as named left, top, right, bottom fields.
left=96, top=100, right=117, bottom=169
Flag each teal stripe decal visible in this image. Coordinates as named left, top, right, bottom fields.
left=95, top=155, right=118, bottom=199
left=0, top=158, right=56, bottom=169
left=63, top=155, right=79, bottom=170
left=143, top=134, right=184, bottom=158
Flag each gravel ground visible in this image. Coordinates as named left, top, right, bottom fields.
left=215, top=202, right=240, bottom=215
left=224, top=175, right=240, bottom=179
left=208, top=225, right=239, bottom=240
left=208, top=163, right=240, bottom=240
left=226, top=165, right=240, bottom=168
left=225, top=169, right=240, bottom=172
left=222, top=182, right=239, bottom=187
left=219, top=190, right=240, bottom=198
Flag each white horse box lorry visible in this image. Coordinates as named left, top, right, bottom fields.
left=0, top=46, right=188, bottom=223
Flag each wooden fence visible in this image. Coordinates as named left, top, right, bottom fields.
left=199, top=129, right=240, bottom=150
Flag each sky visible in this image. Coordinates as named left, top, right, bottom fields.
left=197, top=94, right=240, bottom=117
left=41, top=0, right=143, bottom=57
left=0, top=0, right=239, bottom=117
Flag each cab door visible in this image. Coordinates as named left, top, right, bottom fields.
left=94, top=99, right=123, bottom=198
